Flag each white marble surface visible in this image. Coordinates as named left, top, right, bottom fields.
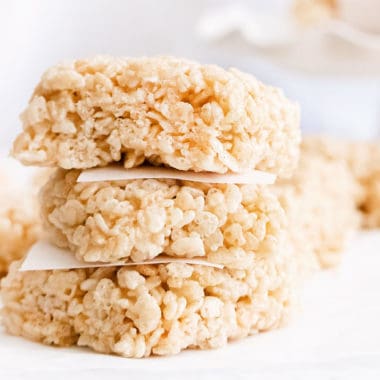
left=0, top=231, right=379, bottom=380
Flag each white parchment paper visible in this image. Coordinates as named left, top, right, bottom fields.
left=20, top=241, right=224, bottom=271
left=77, top=165, right=276, bottom=185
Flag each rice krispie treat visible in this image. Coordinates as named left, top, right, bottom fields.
left=1, top=241, right=296, bottom=358
left=302, top=136, right=380, bottom=228
left=12, top=56, right=300, bottom=177
left=293, top=0, right=337, bottom=26
left=40, top=169, right=285, bottom=264
left=0, top=158, right=42, bottom=276
left=275, top=143, right=360, bottom=270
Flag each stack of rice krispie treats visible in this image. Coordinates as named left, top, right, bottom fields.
left=1, top=57, right=301, bottom=357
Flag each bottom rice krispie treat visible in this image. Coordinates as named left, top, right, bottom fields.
left=275, top=142, right=360, bottom=270
left=0, top=158, right=43, bottom=276
left=302, top=136, right=380, bottom=228
left=1, top=244, right=296, bottom=358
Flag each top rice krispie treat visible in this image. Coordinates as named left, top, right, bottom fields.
left=302, top=136, right=380, bottom=228
left=12, top=56, right=300, bottom=176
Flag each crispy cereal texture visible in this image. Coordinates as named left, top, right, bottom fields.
left=1, top=247, right=296, bottom=358
left=12, top=56, right=300, bottom=176
left=0, top=159, right=42, bottom=275
left=275, top=141, right=360, bottom=270
left=40, top=170, right=285, bottom=264
left=302, top=136, right=380, bottom=228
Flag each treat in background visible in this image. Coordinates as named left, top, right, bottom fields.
left=275, top=139, right=360, bottom=271
left=0, top=158, right=46, bottom=275
left=293, top=0, right=380, bottom=34
left=302, top=136, right=380, bottom=228
left=293, top=0, right=337, bottom=26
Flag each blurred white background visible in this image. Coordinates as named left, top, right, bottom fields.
left=1, top=0, right=380, bottom=152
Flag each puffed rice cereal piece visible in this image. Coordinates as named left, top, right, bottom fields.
left=40, top=169, right=285, bottom=264
left=12, top=56, right=300, bottom=177
left=302, top=136, right=380, bottom=228
left=275, top=141, right=360, bottom=270
left=1, top=244, right=296, bottom=358
left=0, top=158, right=43, bottom=275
